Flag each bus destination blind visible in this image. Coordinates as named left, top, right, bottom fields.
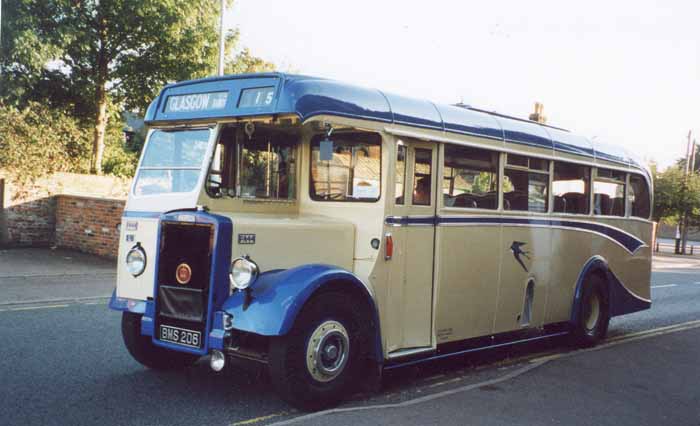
left=164, top=91, right=228, bottom=114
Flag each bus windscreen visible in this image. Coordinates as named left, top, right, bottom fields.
left=133, top=129, right=210, bottom=196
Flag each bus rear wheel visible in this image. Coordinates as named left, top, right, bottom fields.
left=572, top=274, right=610, bottom=346
left=268, top=292, right=366, bottom=411
left=121, top=312, right=199, bottom=370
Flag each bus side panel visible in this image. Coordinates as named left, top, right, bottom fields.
left=595, top=218, right=652, bottom=305
left=494, top=223, right=550, bottom=334
left=434, top=222, right=502, bottom=343
left=546, top=226, right=593, bottom=324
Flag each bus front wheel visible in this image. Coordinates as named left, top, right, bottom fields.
left=572, top=274, right=610, bottom=346
left=121, top=312, right=199, bottom=370
left=268, top=292, right=367, bottom=411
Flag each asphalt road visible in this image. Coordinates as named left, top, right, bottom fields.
left=0, top=254, right=698, bottom=426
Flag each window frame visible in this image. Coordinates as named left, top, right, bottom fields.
left=204, top=125, right=300, bottom=201
left=411, top=147, right=434, bottom=206
left=628, top=173, right=652, bottom=219
left=308, top=132, right=383, bottom=203
left=442, top=143, right=500, bottom=210
left=551, top=161, right=592, bottom=216
left=134, top=127, right=212, bottom=197
left=502, top=153, right=551, bottom=213
left=395, top=143, right=407, bottom=205
left=593, top=167, right=627, bottom=217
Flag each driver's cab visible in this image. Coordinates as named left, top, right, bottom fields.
left=118, top=114, right=389, bottom=299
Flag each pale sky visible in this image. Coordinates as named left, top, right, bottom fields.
left=227, top=0, right=699, bottom=169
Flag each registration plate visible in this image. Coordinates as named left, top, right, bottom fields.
left=159, top=325, right=202, bottom=348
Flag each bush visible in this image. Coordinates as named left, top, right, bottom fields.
left=0, top=103, right=141, bottom=192
left=0, top=102, right=91, bottom=192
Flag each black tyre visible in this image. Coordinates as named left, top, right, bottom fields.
left=121, top=312, right=199, bottom=370
left=572, top=273, right=610, bottom=346
left=268, top=292, right=370, bottom=411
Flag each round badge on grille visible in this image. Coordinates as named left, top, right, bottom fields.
left=175, top=263, right=192, bottom=285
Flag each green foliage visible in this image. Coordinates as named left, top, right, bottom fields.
left=1, top=0, right=275, bottom=175
left=653, top=165, right=700, bottom=227
left=0, top=103, right=91, bottom=194
left=1, top=0, right=227, bottom=114
left=101, top=124, right=139, bottom=179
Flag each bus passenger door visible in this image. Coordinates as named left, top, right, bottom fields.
left=385, top=140, right=437, bottom=354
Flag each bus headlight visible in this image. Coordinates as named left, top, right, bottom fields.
left=126, top=245, right=147, bottom=277
left=229, top=257, right=259, bottom=291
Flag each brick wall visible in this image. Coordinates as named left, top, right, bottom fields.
left=0, top=172, right=129, bottom=257
left=1, top=178, right=60, bottom=246
left=55, top=195, right=125, bottom=258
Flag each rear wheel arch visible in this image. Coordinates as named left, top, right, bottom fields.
left=571, top=257, right=612, bottom=345
left=571, top=256, right=611, bottom=325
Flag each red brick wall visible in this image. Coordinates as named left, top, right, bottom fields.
left=5, top=197, right=57, bottom=246
left=1, top=172, right=129, bottom=250
left=2, top=182, right=58, bottom=246
left=55, top=195, right=125, bottom=258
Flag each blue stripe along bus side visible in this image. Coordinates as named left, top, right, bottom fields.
left=571, top=256, right=651, bottom=325
left=221, top=264, right=384, bottom=363
left=389, top=215, right=647, bottom=254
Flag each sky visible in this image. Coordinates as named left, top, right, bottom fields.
left=226, top=0, right=700, bottom=169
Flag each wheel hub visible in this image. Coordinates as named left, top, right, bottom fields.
left=306, top=320, right=350, bottom=382
left=584, top=292, right=601, bottom=332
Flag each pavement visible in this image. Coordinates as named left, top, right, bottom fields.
left=0, top=248, right=698, bottom=426
left=0, top=248, right=115, bottom=305
left=276, top=324, right=700, bottom=426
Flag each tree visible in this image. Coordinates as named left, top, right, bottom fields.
left=653, top=164, right=700, bottom=253
left=1, top=1, right=275, bottom=175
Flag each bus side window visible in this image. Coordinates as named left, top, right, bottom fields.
left=412, top=148, right=432, bottom=206
left=310, top=132, right=382, bottom=202
left=552, top=162, right=591, bottom=215
left=594, top=169, right=626, bottom=216
left=443, top=144, right=498, bottom=209
left=503, top=154, right=549, bottom=212
left=395, top=144, right=406, bottom=205
left=629, top=174, right=651, bottom=219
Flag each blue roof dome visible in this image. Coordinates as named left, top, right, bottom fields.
left=145, top=72, right=648, bottom=176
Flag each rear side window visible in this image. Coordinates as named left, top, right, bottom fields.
left=443, top=145, right=499, bottom=209
left=594, top=169, right=626, bottom=216
left=629, top=174, right=651, bottom=218
left=553, top=163, right=591, bottom=214
left=503, top=154, right=550, bottom=212
left=310, top=133, right=381, bottom=202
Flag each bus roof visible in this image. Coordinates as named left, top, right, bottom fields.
left=145, top=72, right=648, bottom=174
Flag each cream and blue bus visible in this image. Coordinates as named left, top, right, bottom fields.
left=109, top=73, right=653, bottom=410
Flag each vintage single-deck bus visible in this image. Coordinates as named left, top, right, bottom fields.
left=109, top=73, right=653, bottom=410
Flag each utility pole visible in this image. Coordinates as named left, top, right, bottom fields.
left=680, top=130, right=693, bottom=254
left=218, top=0, right=225, bottom=76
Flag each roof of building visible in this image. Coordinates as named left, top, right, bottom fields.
left=145, top=72, right=649, bottom=176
